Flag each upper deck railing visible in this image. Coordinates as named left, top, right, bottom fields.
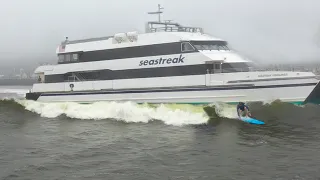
left=145, top=4, right=204, bottom=34
left=145, top=21, right=204, bottom=33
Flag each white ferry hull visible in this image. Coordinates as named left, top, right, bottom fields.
left=25, top=11, right=320, bottom=106
left=27, top=83, right=318, bottom=105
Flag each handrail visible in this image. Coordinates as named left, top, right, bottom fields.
left=73, top=72, right=85, bottom=81
left=206, top=67, right=316, bottom=74
left=148, top=26, right=203, bottom=33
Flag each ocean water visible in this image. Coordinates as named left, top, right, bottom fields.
left=0, top=86, right=320, bottom=180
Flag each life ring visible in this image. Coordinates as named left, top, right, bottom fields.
left=69, top=83, right=74, bottom=91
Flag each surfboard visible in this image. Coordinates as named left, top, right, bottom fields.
left=239, top=116, right=265, bottom=125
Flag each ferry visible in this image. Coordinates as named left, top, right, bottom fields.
left=26, top=5, right=320, bottom=105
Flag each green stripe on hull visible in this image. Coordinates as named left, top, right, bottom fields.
left=290, top=101, right=305, bottom=105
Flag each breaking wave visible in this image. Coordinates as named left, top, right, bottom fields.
left=0, top=96, right=243, bottom=126
left=0, top=87, right=318, bottom=126
left=16, top=100, right=213, bottom=126
left=4, top=98, right=307, bottom=126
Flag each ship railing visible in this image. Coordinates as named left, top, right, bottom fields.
left=67, top=76, right=77, bottom=82
left=66, top=73, right=102, bottom=82
left=148, top=26, right=203, bottom=33
left=73, top=72, right=86, bottom=81
left=206, top=67, right=315, bottom=74
left=67, top=73, right=84, bottom=82
left=251, top=67, right=315, bottom=72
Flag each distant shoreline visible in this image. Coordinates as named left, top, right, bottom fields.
left=0, top=79, right=36, bottom=86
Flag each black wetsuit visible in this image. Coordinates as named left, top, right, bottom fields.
left=237, top=104, right=249, bottom=117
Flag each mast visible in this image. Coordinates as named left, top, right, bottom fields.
left=145, top=4, right=204, bottom=33
left=147, top=4, right=164, bottom=23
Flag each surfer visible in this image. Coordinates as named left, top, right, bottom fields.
left=237, top=102, right=251, bottom=118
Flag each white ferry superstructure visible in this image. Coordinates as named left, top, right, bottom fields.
left=26, top=5, right=320, bottom=105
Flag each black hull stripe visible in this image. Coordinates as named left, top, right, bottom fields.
left=58, top=42, right=198, bottom=64
left=45, top=62, right=252, bottom=83
left=36, top=83, right=317, bottom=97
left=45, top=64, right=208, bottom=83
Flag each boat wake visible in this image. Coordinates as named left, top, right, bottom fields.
left=0, top=97, right=317, bottom=126
left=16, top=100, right=212, bottom=126
left=0, top=87, right=317, bottom=126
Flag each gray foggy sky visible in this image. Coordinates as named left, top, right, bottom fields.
left=0, top=0, right=320, bottom=67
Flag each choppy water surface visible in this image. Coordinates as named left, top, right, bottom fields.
left=0, top=87, right=319, bottom=180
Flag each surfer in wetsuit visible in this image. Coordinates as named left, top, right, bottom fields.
left=237, top=102, right=251, bottom=118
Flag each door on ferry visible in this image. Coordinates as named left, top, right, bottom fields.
left=213, top=62, right=222, bottom=73
left=205, top=62, right=222, bottom=86
left=205, top=62, right=222, bottom=74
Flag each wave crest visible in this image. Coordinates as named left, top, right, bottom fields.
left=17, top=100, right=209, bottom=126
left=1, top=96, right=313, bottom=126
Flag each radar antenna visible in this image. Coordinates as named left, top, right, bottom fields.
left=164, top=20, right=173, bottom=23
left=147, top=4, right=164, bottom=22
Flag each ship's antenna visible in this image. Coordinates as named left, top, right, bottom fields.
left=147, top=4, right=164, bottom=22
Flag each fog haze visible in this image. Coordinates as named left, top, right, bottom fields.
left=0, top=0, right=319, bottom=69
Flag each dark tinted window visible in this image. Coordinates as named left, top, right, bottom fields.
left=222, top=62, right=252, bottom=73
left=191, top=41, right=230, bottom=51
left=181, top=42, right=195, bottom=52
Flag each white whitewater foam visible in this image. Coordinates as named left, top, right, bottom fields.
left=208, top=102, right=239, bottom=119
left=17, top=100, right=209, bottom=126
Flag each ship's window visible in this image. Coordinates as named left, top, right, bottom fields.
left=72, top=54, right=78, bottom=61
left=79, top=71, right=101, bottom=80
left=222, top=63, right=252, bottom=73
left=67, top=75, right=76, bottom=82
left=65, top=54, right=71, bottom=62
left=181, top=42, right=195, bottom=52
left=191, top=41, right=230, bottom=51
left=58, top=55, right=65, bottom=63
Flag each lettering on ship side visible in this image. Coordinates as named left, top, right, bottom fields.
left=139, top=54, right=185, bottom=66
left=258, top=73, right=288, bottom=78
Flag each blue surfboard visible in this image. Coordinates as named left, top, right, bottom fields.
left=239, top=116, right=265, bottom=125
